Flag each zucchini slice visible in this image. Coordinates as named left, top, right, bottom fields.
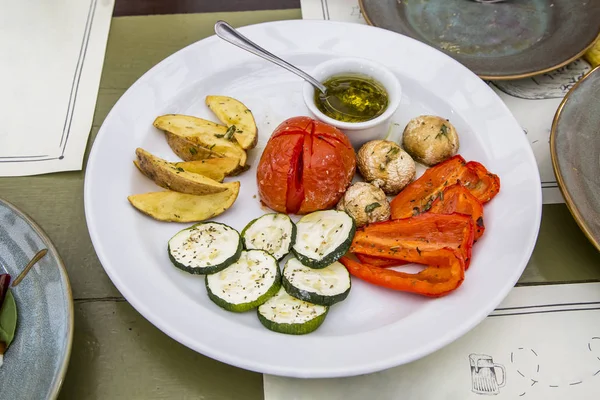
left=292, top=210, right=356, bottom=269
left=257, top=287, right=328, bottom=335
left=206, top=250, right=281, bottom=312
left=241, top=213, right=296, bottom=260
left=168, top=222, right=242, bottom=275
left=282, top=258, right=351, bottom=306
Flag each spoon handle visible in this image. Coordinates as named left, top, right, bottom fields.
left=214, top=20, right=327, bottom=93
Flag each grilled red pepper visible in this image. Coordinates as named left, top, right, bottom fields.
left=350, top=213, right=475, bottom=269
left=429, top=183, right=485, bottom=240
left=390, top=155, right=467, bottom=219
left=340, top=248, right=465, bottom=297
left=460, top=161, right=501, bottom=204
left=355, top=254, right=407, bottom=268
left=390, top=156, right=500, bottom=219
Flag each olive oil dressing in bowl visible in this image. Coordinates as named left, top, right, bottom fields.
left=315, top=74, right=389, bottom=123
left=303, top=57, right=401, bottom=148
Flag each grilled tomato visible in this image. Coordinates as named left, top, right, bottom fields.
left=256, top=116, right=356, bottom=214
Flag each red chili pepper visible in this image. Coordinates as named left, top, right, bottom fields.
left=429, top=183, right=485, bottom=240
left=340, top=248, right=465, bottom=297
left=350, top=213, right=475, bottom=269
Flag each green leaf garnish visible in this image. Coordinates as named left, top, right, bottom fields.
left=365, top=202, right=382, bottom=213
left=0, top=290, right=17, bottom=349
left=436, top=124, right=449, bottom=139
left=386, top=147, right=400, bottom=156
left=224, top=125, right=236, bottom=140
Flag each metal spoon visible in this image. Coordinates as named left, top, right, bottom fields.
left=213, top=20, right=356, bottom=117
left=214, top=20, right=326, bottom=92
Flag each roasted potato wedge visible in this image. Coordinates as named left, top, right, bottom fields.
left=154, top=114, right=247, bottom=167
left=171, top=160, right=226, bottom=182
left=135, top=158, right=226, bottom=183
left=205, top=95, right=258, bottom=150
left=165, top=132, right=223, bottom=162
left=171, top=156, right=249, bottom=181
left=156, top=114, right=228, bottom=136
left=128, top=182, right=240, bottom=222
left=135, top=148, right=233, bottom=195
left=187, top=157, right=242, bottom=175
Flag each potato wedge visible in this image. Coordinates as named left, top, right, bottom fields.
left=154, top=114, right=247, bottom=167
left=156, top=113, right=229, bottom=136
left=171, top=160, right=226, bottom=182
left=206, top=95, right=258, bottom=150
left=165, top=132, right=223, bottom=162
left=175, top=157, right=250, bottom=178
left=181, top=157, right=240, bottom=176
left=128, top=182, right=240, bottom=222
left=135, top=148, right=232, bottom=195
left=135, top=159, right=226, bottom=183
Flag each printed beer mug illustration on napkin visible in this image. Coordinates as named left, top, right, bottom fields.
left=469, top=354, right=506, bottom=395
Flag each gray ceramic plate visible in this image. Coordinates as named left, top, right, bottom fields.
left=551, top=65, right=600, bottom=251
left=359, top=0, right=600, bottom=80
left=0, top=199, right=73, bottom=399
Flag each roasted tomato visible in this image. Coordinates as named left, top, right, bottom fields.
left=256, top=116, right=356, bottom=214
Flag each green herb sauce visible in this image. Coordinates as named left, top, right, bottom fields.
left=314, top=74, right=389, bottom=123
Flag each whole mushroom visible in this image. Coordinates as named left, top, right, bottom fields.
left=336, top=182, right=391, bottom=227
left=402, top=115, right=459, bottom=166
left=356, top=140, right=416, bottom=195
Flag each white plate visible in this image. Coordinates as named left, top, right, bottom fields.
left=84, top=20, right=542, bottom=378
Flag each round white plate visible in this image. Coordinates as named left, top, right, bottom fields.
left=85, top=20, right=541, bottom=378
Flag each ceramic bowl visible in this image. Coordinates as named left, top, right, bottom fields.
left=302, top=57, right=401, bottom=149
left=0, top=198, right=73, bottom=400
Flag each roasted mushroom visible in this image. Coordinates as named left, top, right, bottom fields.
left=402, top=115, right=459, bottom=166
left=336, top=182, right=390, bottom=227
left=356, top=140, right=416, bottom=195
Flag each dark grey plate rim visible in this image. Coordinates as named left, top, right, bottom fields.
left=550, top=64, right=600, bottom=252
left=0, top=198, right=74, bottom=400
left=358, top=0, right=600, bottom=80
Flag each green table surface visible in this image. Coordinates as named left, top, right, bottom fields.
left=0, top=9, right=599, bottom=400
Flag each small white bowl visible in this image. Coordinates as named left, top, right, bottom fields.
left=302, top=57, right=401, bottom=149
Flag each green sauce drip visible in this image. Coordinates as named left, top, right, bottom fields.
left=314, top=74, right=389, bottom=123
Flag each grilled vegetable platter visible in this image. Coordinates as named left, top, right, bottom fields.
left=128, top=94, right=500, bottom=336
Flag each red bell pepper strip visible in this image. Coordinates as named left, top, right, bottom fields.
left=355, top=254, right=407, bottom=268
left=429, top=183, right=485, bottom=240
left=390, top=156, right=500, bottom=220
left=390, top=155, right=467, bottom=219
left=350, top=213, right=475, bottom=269
left=459, top=161, right=501, bottom=204
left=339, top=248, right=465, bottom=297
